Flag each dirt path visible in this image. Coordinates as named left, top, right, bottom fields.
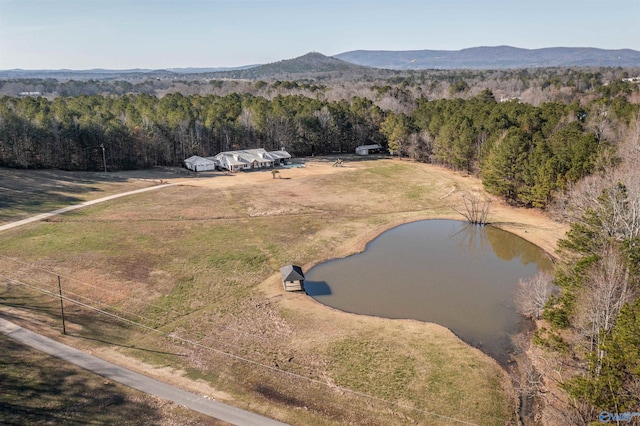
left=0, top=183, right=178, bottom=233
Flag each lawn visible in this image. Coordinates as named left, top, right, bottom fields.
left=0, top=159, right=565, bottom=424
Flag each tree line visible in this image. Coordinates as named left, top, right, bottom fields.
left=521, top=120, right=640, bottom=422
left=1, top=86, right=638, bottom=208
left=1, top=66, right=636, bottom=103
left=405, top=92, right=637, bottom=207
left=0, top=93, right=385, bottom=171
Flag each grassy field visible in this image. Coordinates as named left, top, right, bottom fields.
left=0, top=332, right=225, bottom=425
left=0, top=159, right=566, bottom=425
left=0, top=168, right=171, bottom=225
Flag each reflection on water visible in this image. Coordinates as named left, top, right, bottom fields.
left=306, top=220, right=553, bottom=365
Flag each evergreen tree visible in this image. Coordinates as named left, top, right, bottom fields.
left=482, top=127, right=532, bottom=203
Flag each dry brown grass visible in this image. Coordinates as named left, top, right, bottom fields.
left=0, top=331, right=226, bottom=426
left=0, top=159, right=567, bottom=425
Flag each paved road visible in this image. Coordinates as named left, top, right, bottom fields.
left=0, top=317, right=288, bottom=426
left=0, top=182, right=288, bottom=424
left=0, top=184, right=178, bottom=233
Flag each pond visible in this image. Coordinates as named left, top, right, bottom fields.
left=304, top=220, right=553, bottom=365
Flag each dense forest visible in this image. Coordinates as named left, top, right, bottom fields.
left=1, top=68, right=638, bottom=208
left=531, top=123, right=640, bottom=423
left=1, top=65, right=640, bottom=421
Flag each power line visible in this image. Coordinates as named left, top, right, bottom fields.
left=0, top=255, right=293, bottom=353
left=0, top=254, right=171, bottom=312
left=1, top=276, right=258, bottom=357
left=1, top=274, right=484, bottom=426
left=0, top=259, right=509, bottom=424
left=0, top=255, right=300, bottom=358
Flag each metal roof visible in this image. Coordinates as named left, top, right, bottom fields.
left=269, top=150, right=292, bottom=160
left=214, top=149, right=276, bottom=165
left=193, top=149, right=292, bottom=169
left=185, top=156, right=216, bottom=166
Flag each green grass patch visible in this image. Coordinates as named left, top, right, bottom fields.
left=328, top=336, right=416, bottom=401
left=363, top=163, right=409, bottom=178
left=405, top=184, right=426, bottom=200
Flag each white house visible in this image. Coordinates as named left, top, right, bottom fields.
left=355, top=144, right=382, bottom=155
left=184, top=155, right=217, bottom=172
left=213, top=149, right=292, bottom=172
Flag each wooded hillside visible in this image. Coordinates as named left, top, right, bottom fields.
left=1, top=68, right=638, bottom=208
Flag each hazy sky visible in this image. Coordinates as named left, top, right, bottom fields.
left=1, top=0, right=639, bottom=70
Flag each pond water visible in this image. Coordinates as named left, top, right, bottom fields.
left=305, top=220, right=553, bottom=365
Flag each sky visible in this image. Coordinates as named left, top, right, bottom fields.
left=1, top=0, right=639, bottom=70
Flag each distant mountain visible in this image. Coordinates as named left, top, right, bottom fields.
left=0, top=65, right=257, bottom=80
left=4, top=47, right=639, bottom=83
left=0, top=53, right=377, bottom=81
left=208, top=52, right=380, bottom=79
left=334, top=46, right=640, bottom=69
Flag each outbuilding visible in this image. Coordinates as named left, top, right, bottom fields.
left=281, top=265, right=305, bottom=292
left=355, top=144, right=383, bottom=155
left=184, top=155, right=217, bottom=172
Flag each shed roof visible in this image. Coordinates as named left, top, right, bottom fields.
left=281, top=265, right=304, bottom=281
left=356, top=144, right=382, bottom=150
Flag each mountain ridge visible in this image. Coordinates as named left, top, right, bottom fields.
left=1, top=46, right=638, bottom=81
left=205, top=52, right=376, bottom=79
left=334, top=46, right=640, bottom=69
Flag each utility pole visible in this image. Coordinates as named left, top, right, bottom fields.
left=58, top=276, right=66, bottom=335
left=100, top=144, right=107, bottom=172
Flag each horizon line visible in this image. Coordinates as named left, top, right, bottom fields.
left=2, top=45, right=639, bottom=72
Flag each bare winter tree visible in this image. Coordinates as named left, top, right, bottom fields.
left=555, top=170, right=640, bottom=245
left=406, top=130, right=433, bottom=162
left=515, top=272, right=556, bottom=320
left=586, top=104, right=618, bottom=143
left=553, top=111, right=640, bottom=230
left=574, top=244, right=637, bottom=360
left=451, top=193, right=492, bottom=225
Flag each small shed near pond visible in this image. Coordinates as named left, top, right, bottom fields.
left=281, top=265, right=305, bottom=292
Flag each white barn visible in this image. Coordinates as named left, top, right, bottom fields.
left=184, top=155, right=217, bottom=172
left=355, top=144, right=383, bottom=155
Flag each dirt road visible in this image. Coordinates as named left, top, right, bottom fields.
left=0, top=184, right=178, bottom=233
